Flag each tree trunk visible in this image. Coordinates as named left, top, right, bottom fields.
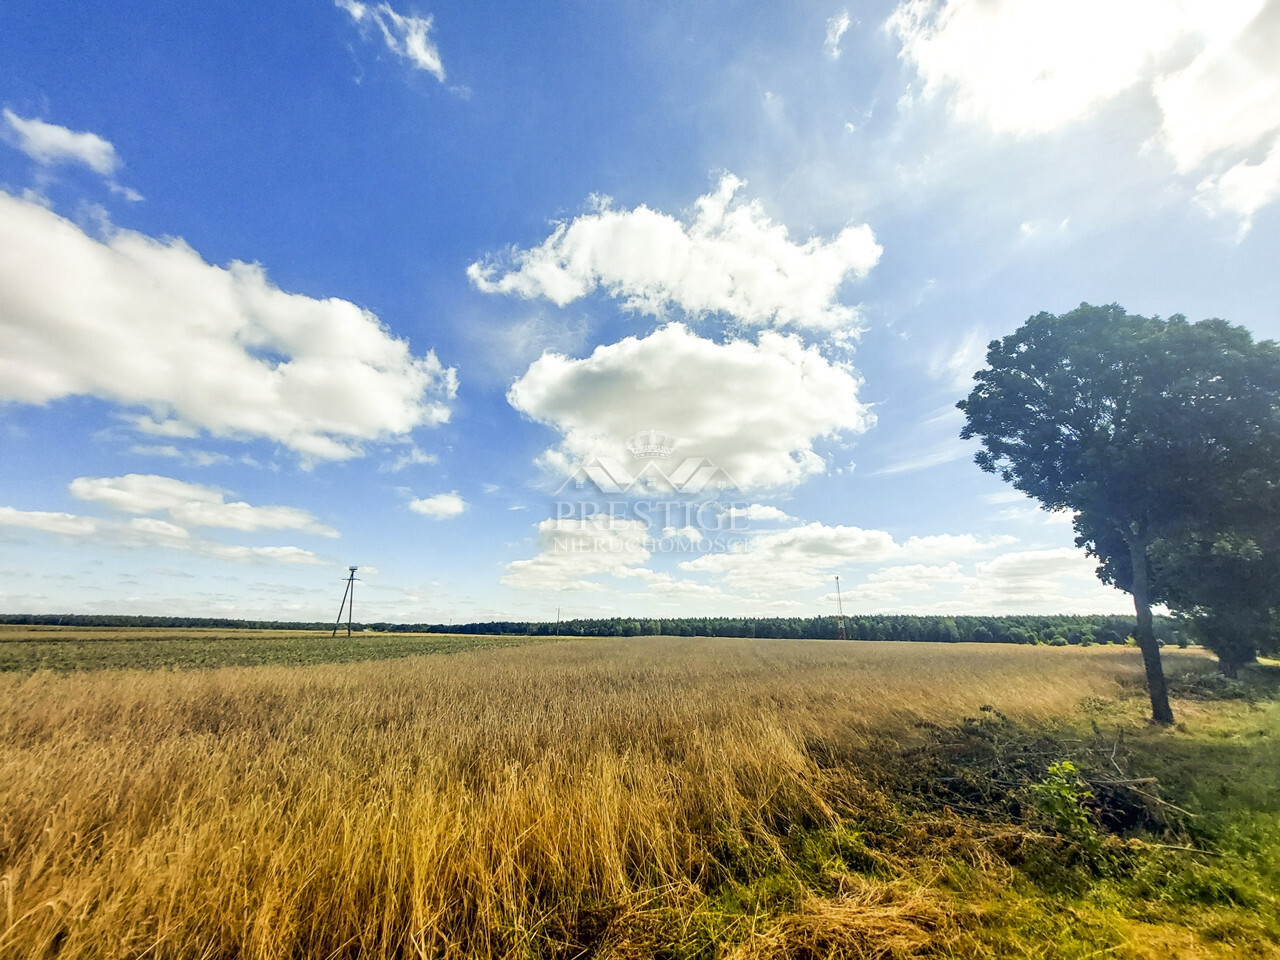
left=1128, top=533, right=1175, bottom=724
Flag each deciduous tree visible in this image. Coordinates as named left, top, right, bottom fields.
left=958, top=304, right=1280, bottom=722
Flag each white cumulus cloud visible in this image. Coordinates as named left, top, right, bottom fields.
left=0, top=506, right=98, bottom=536
left=1152, top=1, right=1280, bottom=170
left=840, top=562, right=971, bottom=607
left=3, top=110, right=120, bottom=175
left=336, top=0, right=445, bottom=81
left=969, top=548, right=1130, bottom=612
left=0, top=191, right=457, bottom=461
left=843, top=548, right=1133, bottom=614
left=3, top=111, right=142, bottom=201
left=888, top=0, right=1280, bottom=225
left=507, top=323, right=875, bottom=493
left=724, top=504, right=795, bottom=522
left=68, top=474, right=338, bottom=536
left=1156, top=1, right=1280, bottom=222
left=502, top=516, right=651, bottom=592
left=469, top=174, right=881, bottom=331
left=408, top=491, right=468, bottom=519
left=0, top=504, right=322, bottom=564
left=680, top=521, right=1012, bottom=594
left=888, top=0, right=1187, bottom=135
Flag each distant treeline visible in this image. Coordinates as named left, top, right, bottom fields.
left=0, top=613, right=1175, bottom=645
left=0, top=615, right=339, bottom=631
left=372, top=614, right=1169, bottom=645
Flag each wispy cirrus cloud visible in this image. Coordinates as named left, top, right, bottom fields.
left=825, top=10, right=852, bottom=59
left=872, top=438, right=972, bottom=476
left=335, top=0, right=445, bottom=81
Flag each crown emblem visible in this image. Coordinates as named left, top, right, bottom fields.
left=625, top=429, right=676, bottom=459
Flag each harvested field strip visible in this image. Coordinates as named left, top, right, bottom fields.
left=0, top=625, right=540, bottom=672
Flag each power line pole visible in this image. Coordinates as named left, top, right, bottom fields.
left=332, top=566, right=359, bottom=637
left=835, top=574, right=847, bottom=641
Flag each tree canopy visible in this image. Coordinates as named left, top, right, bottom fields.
left=959, top=303, right=1280, bottom=722
left=1149, top=529, right=1280, bottom=674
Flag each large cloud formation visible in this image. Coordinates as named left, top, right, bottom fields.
left=470, top=174, right=881, bottom=331
left=889, top=0, right=1280, bottom=223
left=0, top=191, right=457, bottom=461
left=507, top=323, right=874, bottom=492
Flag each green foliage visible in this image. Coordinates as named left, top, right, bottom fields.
left=1150, top=532, right=1280, bottom=674
left=1029, top=761, right=1107, bottom=862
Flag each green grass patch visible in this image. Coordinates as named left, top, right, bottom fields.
left=677, top=672, right=1280, bottom=959
left=0, top=625, right=547, bottom=672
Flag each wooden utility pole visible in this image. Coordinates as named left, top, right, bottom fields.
left=332, top=566, right=359, bottom=637
left=835, top=575, right=847, bottom=641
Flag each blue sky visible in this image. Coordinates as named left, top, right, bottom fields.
left=3, top=0, right=1279, bottom=623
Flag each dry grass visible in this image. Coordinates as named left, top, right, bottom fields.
left=0, top=638, right=1190, bottom=958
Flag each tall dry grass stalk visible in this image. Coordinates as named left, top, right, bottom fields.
left=0, top=638, right=1158, bottom=958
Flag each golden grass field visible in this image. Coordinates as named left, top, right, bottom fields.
left=0, top=635, right=1270, bottom=959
